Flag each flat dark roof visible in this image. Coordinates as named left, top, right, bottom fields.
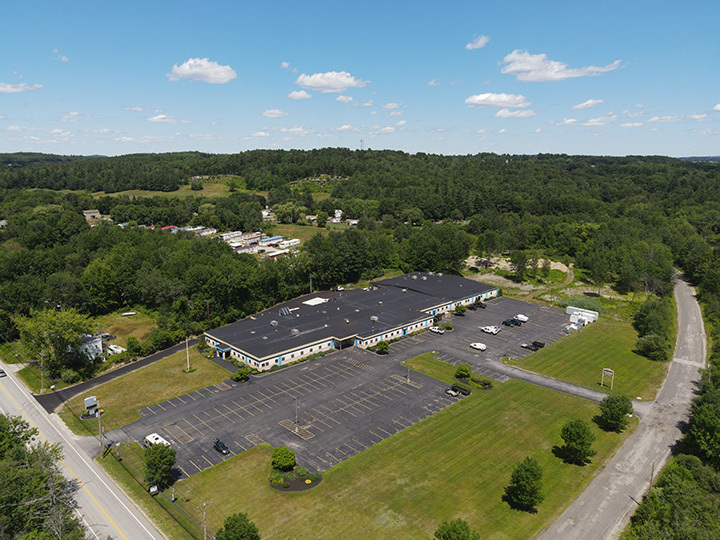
left=206, top=272, right=496, bottom=360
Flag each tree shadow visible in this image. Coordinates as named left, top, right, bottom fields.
left=592, top=414, right=624, bottom=433
left=552, top=445, right=591, bottom=466
left=501, top=492, right=538, bottom=514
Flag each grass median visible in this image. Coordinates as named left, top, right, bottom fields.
left=507, top=319, right=668, bottom=401
left=59, top=347, right=232, bottom=435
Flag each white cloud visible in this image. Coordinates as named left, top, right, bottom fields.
left=465, top=35, right=490, bottom=50
left=495, top=108, right=536, bottom=118
left=148, top=114, right=175, bottom=123
left=0, top=82, right=43, bottom=93
left=288, top=90, right=311, bottom=100
left=428, top=79, right=441, bottom=86
left=500, top=50, right=621, bottom=82
left=465, top=92, right=531, bottom=108
left=620, top=122, right=644, bottom=128
left=336, top=95, right=353, bottom=103
left=623, top=110, right=643, bottom=118
left=281, top=62, right=290, bottom=69
left=380, top=103, right=403, bottom=110
left=551, top=118, right=578, bottom=126
left=535, top=128, right=542, bottom=133
left=279, top=126, right=310, bottom=136
left=714, top=103, right=720, bottom=111
left=648, top=115, right=682, bottom=123
left=61, top=111, right=88, bottom=122
left=354, top=99, right=374, bottom=107
left=262, top=109, right=289, bottom=118
left=395, top=120, right=407, bottom=126
left=380, top=126, right=396, bottom=134
left=476, top=129, right=486, bottom=134
left=52, top=48, right=69, bottom=62
left=295, top=71, right=368, bottom=93
left=245, top=131, right=269, bottom=140
left=498, top=128, right=506, bottom=133
left=573, top=99, right=604, bottom=110
left=6, top=125, right=24, bottom=131
left=124, top=105, right=143, bottom=112
left=688, top=113, right=708, bottom=121
left=335, top=125, right=353, bottom=131
left=581, top=113, right=617, bottom=126
left=0, top=115, right=5, bottom=120
left=388, top=111, right=403, bottom=117
left=167, top=58, right=237, bottom=84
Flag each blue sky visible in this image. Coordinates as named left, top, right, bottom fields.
left=2, top=0, right=718, bottom=157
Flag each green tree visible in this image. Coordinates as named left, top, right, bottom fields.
left=510, top=250, right=529, bottom=281
left=455, top=363, right=472, bottom=380
left=316, top=210, right=328, bottom=228
left=454, top=304, right=466, bottom=316
left=13, top=308, right=92, bottom=384
left=144, top=444, right=176, bottom=489
left=434, top=518, right=480, bottom=540
left=271, top=446, right=295, bottom=471
left=233, top=366, right=252, bottom=382
left=560, top=419, right=597, bottom=465
left=598, top=394, right=634, bottom=432
left=687, top=403, right=720, bottom=467
left=504, top=456, right=544, bottom=512
left=126, top=336, right=142, bottom=357
left=376, top=341, right=389, bottom=354
left=214, top=512, right=261, bottom=540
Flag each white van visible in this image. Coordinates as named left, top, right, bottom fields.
left=515, top=314, right=529, bottom=323
left=143, top=433, right=171, bottom=447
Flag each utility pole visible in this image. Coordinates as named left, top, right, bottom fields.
left=309, top=274, right=313, bottom=294
left=206, top=299, right=211, bottom=329
left=97, top=405, right=104, bottom=457
left=295, top=396, right=299, bottom=431
left=197, top=501, right=212, bottom=540
left=186, top=337, right=190, bottom=372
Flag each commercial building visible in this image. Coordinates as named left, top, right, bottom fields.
left=204, top=272, right=497, bottom=371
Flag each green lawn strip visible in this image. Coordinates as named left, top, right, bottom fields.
left=98, top=443, right=196, bottom=540
left=163, top=379, right=635, bottom=540
left=506, top=319, right=668, bottom=401
left=0, top=342, right=24, bottom=364
left=59, top=347, right=231, bottom=435
left=403, top=352, right=457, bottom=384
left=94, top=310, right=157, bottom=347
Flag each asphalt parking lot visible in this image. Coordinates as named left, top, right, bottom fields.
left=110, top=296, right=571, bottom=477
left=113, top=348, right=457, bottom=477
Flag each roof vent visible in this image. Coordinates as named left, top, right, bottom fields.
left=262, top=336, right=268, bottom=340
left=270, top=320, right=278, bottom=327
left=402, top=288, right=407, bottom=293
left=344, top=318, right=350, bottom=324
left=411, top=275, right=418, bottom=280
left=250, top=330, right=256, bottom=334
left=291, top=328, right=299, bottom=336
left=370, top=315, right=379, bottom=322
left=378, top=301, right=383, bottom=305
left=438, top=272, right=443, bottom=277
left=421, top=276, right=427, bottom=280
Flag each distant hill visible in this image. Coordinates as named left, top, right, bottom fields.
left=680, top=156, right=720, bottom=163
left=0, top=152, right=100, bottom=168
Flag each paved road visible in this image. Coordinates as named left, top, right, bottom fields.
left=537, top=277, right=705, bottom=540
left=0, top=361, right=166, bottom=540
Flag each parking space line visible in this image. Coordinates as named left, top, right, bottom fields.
left=377, top=426, right=393, bottom=437
left=185, top=393, right=196, bottom=401
left=193, top=414, right=216, bottom=433
left=220, top=403, right=245, bottom=420
left=234, top=441, right=247, bottom=452
left=166, top=400, right=177, bottom=407
left=213, top=406, right=235, bottom=424
left=253, top=390, right=277, bottom=403
left=189, top=460, right=202, bottom=472
left=231, top=400, right=255, bottom=416
left=202, top=455, right=214, bottom=467
left=155, top=403, right=166, bottom=411
left=176, top=396, right=187, bottom=404
left=178, top=466, right=188, bottom=477
left=249, top=395, right=273, bottom=410
left=143, top=407, right=156, bottom=415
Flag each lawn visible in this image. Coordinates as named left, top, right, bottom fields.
left=59, top=347, right=232, bottom=435
left=94, top=310, right=157, bottom=347
left=269, top=222, right=325, bottom=243
left=103, top=360, right=636, bottom=540
left=507, top=319, right=668, bottom=401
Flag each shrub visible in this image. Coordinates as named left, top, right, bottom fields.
left=271, top=446, right=295, bottom=471
left=560, top=419, right=597, bottom=465
left=454, top=304, right=467, bottom=316
left=470, top=375, right=493, bottom=389
left=377, top=341, right=389, bottom=354
left=282, top=482, right=290, bottom=489
left=635, top=333, right=670, bottom=362
left=440, top=321, right=453, bottom=331
left=455, top=363, right=472, bottom=380
left=598, top=394, right=633, bottom=432
left=233, top=366, right=252, bottom=382
left=60, top=368, right=80, bottom=384
left=308, top=472, right=321, bottom=482
left=295, top=466, right=308, bottom=476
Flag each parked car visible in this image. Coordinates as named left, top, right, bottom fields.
left=515, top=314, right=529, bottom=322
left=502, top=319, right=516, bottom=327
left=521, top=343, right=539, bottom=351
left=475, top=301, right=487, bottom=309
left=481, top=325, right=500, bottom=335
left=213, top=438, right=230, bottom=455
left=445, top=388, right=459, bottom=397
left=0, top=368, right=6, bottom=378
left=429, top=326, right=445, bottom=334
left=467, top=304, right=477, bottom=311
left=532, top=340, right=546, bottom=349
left=470, top=342, right=487, bottom=351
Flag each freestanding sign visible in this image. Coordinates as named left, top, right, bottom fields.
left=601, top=368, right=615, bottom=390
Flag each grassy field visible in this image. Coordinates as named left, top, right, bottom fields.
left=0, top=342, right=24, bottom=364
left=94, top=310, right=157, bottom=347
left=507, top=319, right=668, bottom=401
left=269, top=222, right=325, bottom=243
left=102, top=354, right=636, bottom=540
left=59, top=347, right=231, bottom=435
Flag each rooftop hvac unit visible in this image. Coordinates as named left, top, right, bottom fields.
left=421, top=276, right=427, bottom=280
left=270, top=320, right=278, bottom=326
left=370, top=316, right=379, bottom=322
left=279, top=307, right=291, bottom=316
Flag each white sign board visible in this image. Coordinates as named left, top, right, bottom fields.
left=84, top=396, right=98, bottom=410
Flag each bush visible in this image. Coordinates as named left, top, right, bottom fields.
left=282, top=482, right=290, bottom=489
left=233, top=366, right=252, bottom=382
left=556, top=296, right=604, bottom=313
left=470, top=375, right=493, bottom=389
left=60, top=368, right=80, bottom=384
left=295, top=466, right=308, bottom=476
left=377, top=341, right=389, bottom=354
left=504, top=456, right=544, bottom=512
left=559, top=419, right=597, bottom=465
left=598, top=394, right=634, bottom=432
left=455, top=363, right=472, bottom=380
left=440, top=321, right=453, bottom=331
left=144, top=444, right=176, bottom=489
left=271, top=446, right=295, bottom=471
left=308, top=472, right=321, bottom=482
left=635, top=333, right=670, bottom=362
left=454, top=304, right=467, bottom=316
